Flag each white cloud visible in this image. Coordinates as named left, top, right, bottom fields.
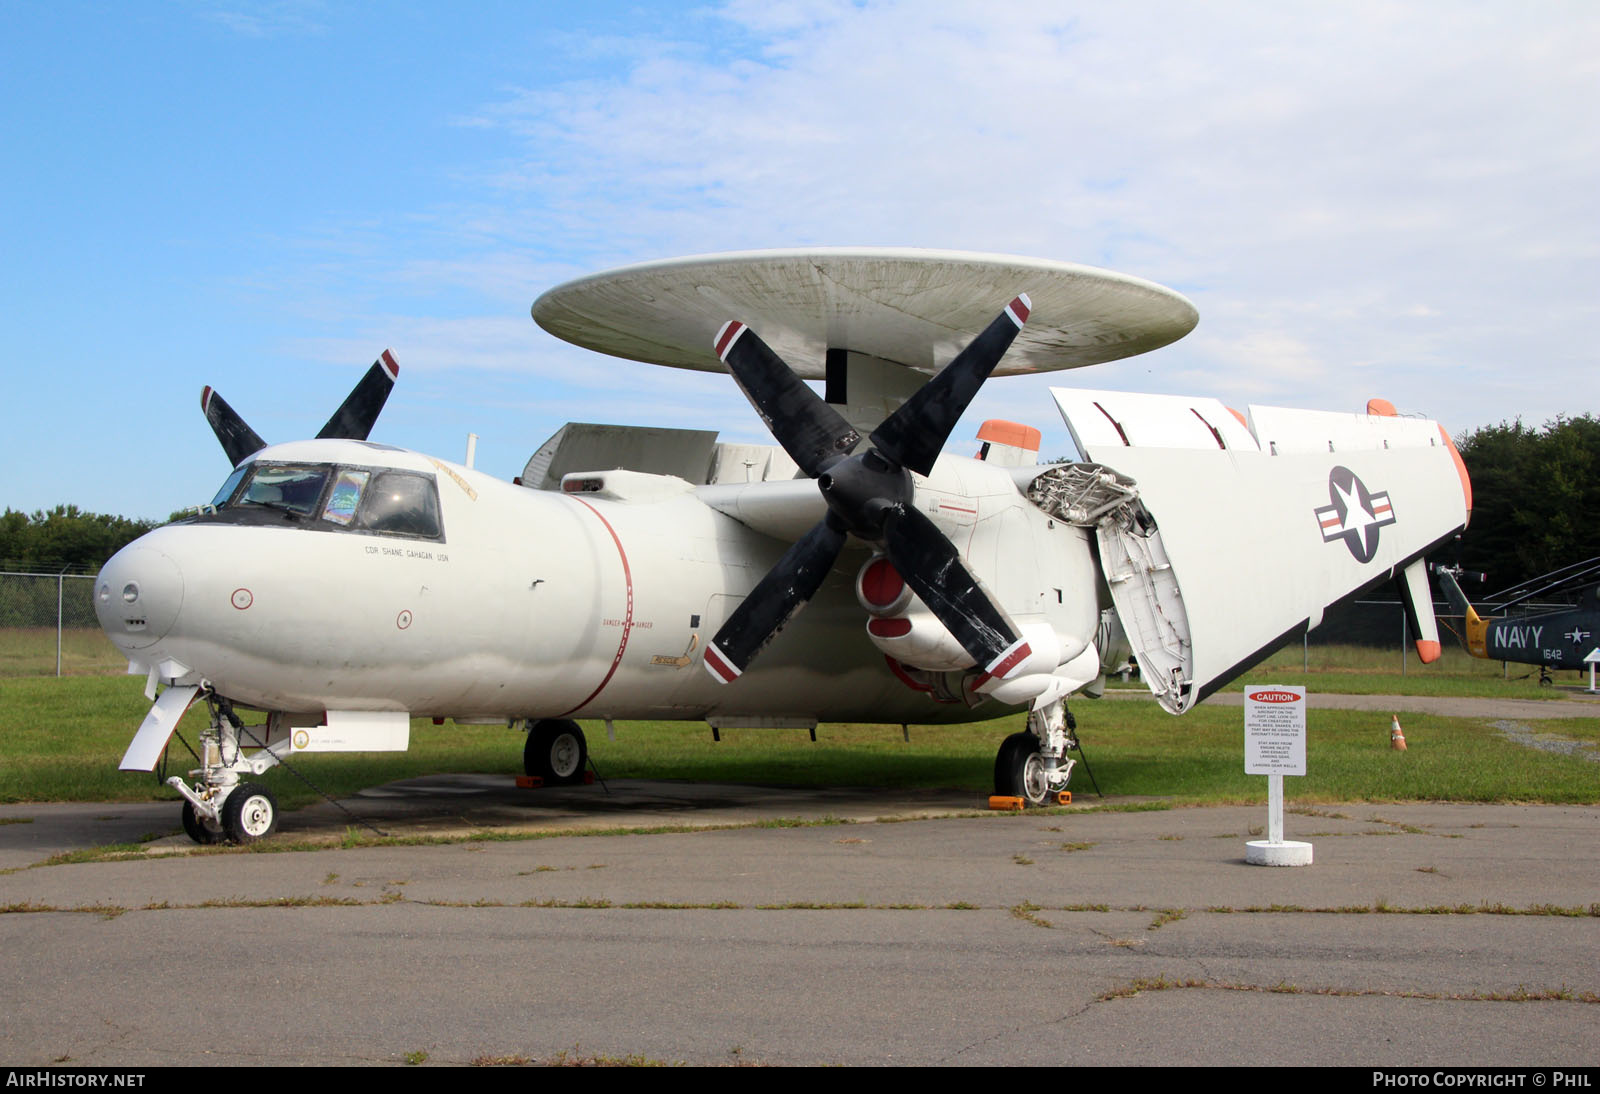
left=223, top=3, right=1600, bottom=463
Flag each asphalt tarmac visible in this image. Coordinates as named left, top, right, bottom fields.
left=1, top=698, right=1596, bottom=1067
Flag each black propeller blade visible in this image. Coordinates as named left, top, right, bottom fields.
left=703, top=515, right=848, bottom=682
left=870, top=294, right=1030, bottom=476
left=200, top=349, right=400, bottom=465
left=316, top=349, right=401, bottom=442
left=200, top=387, right=268, bottom=468
left=704, top=296, right=1033, bottom=684
left=715, top=322, right=860, bottom=477
left=880, top=505, right=1031, bottom=681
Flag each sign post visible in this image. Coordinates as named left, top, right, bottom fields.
left=1585, top=648, right=1599, bottom=694
left=1244, top=685, right=1313, bottom=867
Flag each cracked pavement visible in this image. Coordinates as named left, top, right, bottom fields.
left=1, top=784, right=1596, bottom=1066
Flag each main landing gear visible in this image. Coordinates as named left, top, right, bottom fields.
left=993, top=697, right=1079, bottom=807
left=522, top=719, right=589, bottom=784
left=171, top=693, right=287, bottom=844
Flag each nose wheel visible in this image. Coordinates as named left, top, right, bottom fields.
left=176, top=782, right=279, bottom=844
left=221, top=783, right=279, bottom=842
left=180, top=801, right=220, bottom=845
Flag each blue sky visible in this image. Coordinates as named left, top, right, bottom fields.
left=3, top=1, right=1596, bottom=519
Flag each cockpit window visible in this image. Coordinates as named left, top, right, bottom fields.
left=322, top=469, right=370, bottom=526
left=203, top=461, right=444, bottom=541
left=358, top=471, right=441, bottom=538
left=210, top=465, right=249, bottom=510
left=239, top=465, right=331, bottom=517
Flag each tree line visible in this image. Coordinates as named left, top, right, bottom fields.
left=1451, top=414, right=1599, bottom=596
left=0, top=506, right=161, bottom=575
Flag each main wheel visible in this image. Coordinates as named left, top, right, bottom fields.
left=524, top=720, right=588, bottom=784
left=220, top=783, right=279, bottom=843
left=994, top=731, right=1050, bottom=806
left=181, top=801, right=219, bottom=845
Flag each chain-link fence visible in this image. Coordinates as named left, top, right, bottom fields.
left=0, top=571, right=124, bottom=677
left=1279, top=595, right=1582, bottom=683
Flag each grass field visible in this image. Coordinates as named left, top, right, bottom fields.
left=2, top=674, right=1594, bottom=810
left=1106, top=642, right=1580, bottom=699
left=0, top=628, right=128, bottom=677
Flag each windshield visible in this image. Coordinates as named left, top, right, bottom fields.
left=207, top=461, right=443, bottom=540
left=237, top=465, right=332, bottom=517
left=209, top=465, right=249, bottom=510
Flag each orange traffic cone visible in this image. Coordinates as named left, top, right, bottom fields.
left=1390, top=715, right=1407, bottom=751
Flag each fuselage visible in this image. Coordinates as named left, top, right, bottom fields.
left=1478, top=605, right=1599, bottom=669
left=95, top=439, right=1102, bottom=726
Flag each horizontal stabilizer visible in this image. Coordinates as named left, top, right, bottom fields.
left=522, top=424, right=719, bottom=490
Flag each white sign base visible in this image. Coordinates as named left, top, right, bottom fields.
left=1244, top=729, right=1314, bottom=868
left=1246, top=838, right=1314, bottom=866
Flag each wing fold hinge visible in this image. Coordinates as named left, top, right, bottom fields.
left=1027, top=462, right=1195, bottom=713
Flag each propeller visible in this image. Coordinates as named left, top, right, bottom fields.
left=702, top=295, right=1035, bottom=685
left=201, top=350, right=400, bottom=466
left=200, top=387, right=268, bottom=469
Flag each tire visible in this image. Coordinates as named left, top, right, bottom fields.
left=994, top=731, right=1050, bottom=806
left=524, top=720, right=588, bottom=784
left=220, top=783, right=279, bottom=843
left=181, top=801, right=219, bottom=845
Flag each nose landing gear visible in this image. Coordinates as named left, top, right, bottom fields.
left=170, top=693, right=291, bottom=844
left=993, top=697, right=1088, bottom=807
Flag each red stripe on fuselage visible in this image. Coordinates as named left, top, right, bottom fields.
left=556, top=498, right=635, bottom=717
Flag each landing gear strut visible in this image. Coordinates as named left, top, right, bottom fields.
left=170, top=692, right=291, bottom=844
left=993, top=697, right=1078, bottom=806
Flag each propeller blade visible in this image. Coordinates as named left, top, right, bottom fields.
left=200, top=387, right=268, bottom=468
left=881, top=505, right=1030, bottom=680
left=703, top=515, right=848, bottom=683
left=714, top=321, right=860, bottom=478
left=870, top=294, right=1031, bottom=476
left=315, top=349, right=400, bottom=441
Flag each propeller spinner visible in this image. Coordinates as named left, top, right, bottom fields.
left=703, top=296, right=1034, bottom=686
left=201, top=350, right=401, bottom=466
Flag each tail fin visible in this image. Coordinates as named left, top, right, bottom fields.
left=1436, top=567, right=1490, bottom=658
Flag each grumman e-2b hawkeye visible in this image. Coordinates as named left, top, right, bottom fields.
left=93, top=249, right=1473, bottom=843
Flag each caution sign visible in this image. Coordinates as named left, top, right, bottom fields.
left=1244, top=685, right=1306, bottom=776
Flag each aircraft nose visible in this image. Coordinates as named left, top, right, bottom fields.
left=95, top=544, right=185, bottom=650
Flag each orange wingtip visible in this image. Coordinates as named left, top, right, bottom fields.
left=1367, top=398, right=1398, bottom=416
left=1439, top=424, right=1473, bottom=526
left=1415, top=639, right=1442, bottom=664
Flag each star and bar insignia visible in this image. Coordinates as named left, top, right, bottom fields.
left=1315, top=466, right=1395, bottom=563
